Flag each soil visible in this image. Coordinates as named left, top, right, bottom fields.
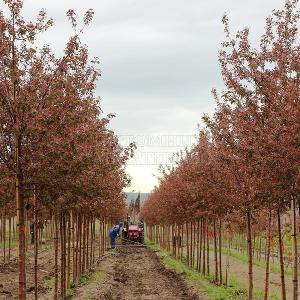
left=0, top=242, right=55, bottom=300
left=0, top=242, right=291, bottom=299
left=73, top=246, right=200, bottom=300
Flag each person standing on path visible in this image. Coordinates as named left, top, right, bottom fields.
left=109, top=223, right=122, bottom=249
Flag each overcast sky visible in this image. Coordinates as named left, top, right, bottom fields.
left=5, top=0, right=286, bottom=192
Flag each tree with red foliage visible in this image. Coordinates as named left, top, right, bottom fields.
left=142, top=2, right=300, bottom=299
left=0, top=1, right=133, bottom=299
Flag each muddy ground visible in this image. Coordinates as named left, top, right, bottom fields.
left=0, top=243, right=55, bottom=300
left=0, top=242, right=289, bottom=299
left=73, top=246, right=200, bottom=300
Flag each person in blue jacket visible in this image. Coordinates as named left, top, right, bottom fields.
left=109, top=223, right=122, bottom=249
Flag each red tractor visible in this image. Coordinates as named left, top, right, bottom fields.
left=122, top=222, right=144, bottom=244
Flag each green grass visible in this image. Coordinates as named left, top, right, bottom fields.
left=253, top=288, right=279, bottom=300
left=93, top=270, right=104, bottom=281
left=66, top=288, right=74, bottom=299
left=107, top=249, right=117, bottom=256
left=79, top=272, right=92, bottom=285
left=44, top=275, right=55, bottom=290
left=67, top=270, right=104, bottom=298
left=0, top=240, right=18, bottom=248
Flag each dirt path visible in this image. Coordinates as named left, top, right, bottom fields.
left=73, top=246, right=200, bottom=300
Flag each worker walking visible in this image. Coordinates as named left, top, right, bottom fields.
left=109, top=223, right=122, bottom=249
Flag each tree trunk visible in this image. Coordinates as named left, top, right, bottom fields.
left=196, top=220, right=200, bottom=271
left=206, top=221, right=210, bottom=276
left=86, top=217, right=89, bottom=270
left=16, top=149, right=26, bottom=300
left=277, top=208, right=286, bottom=300
left=82, top=217, right=86, bottom=274
left=74, top=214, right=79, bottom=283
left=91, top=218, right=95, bottom=266
left=246, top=210, right=253, bottom=300
left=190, top=222, right=193, bottom=267
left=60, top=213, right=64, bottom=299
left=291, top=198, right=298, bottom=300
left=186, top=222, right=190, bottom=267
left=219, top=219, right=222, bottom=285
left=213, top=218, right=218, bottom=283
left=54, top=214, right=59, bottom=300
left=202, top=218, right=206, bottom=275
left=225, top=225, right=230, bottom=287
left=8, top=217, right=11, bottom=261
left=180, top=224, right=183, bottom=261
left=34, top=190, right=38, bottom=300
left=2, top=212, right=6, bottom=263
left=79, top=215, right=82, bottom=279
left=63, top=213, right=67, bottom=298
left=264, top=210, right=272, bottom=300
left=198, top=218, right=202, bottom=272
left=67, top=212, right=71, bottom=288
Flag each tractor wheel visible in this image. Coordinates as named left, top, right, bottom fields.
left=121, top=231, right=127, bottom=244
left=139, top=233, right=145, bottom=244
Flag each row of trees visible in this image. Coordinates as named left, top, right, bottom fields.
left=0, top=1, right=133, bottom=299
left=141, top=1, right=300, bottom=299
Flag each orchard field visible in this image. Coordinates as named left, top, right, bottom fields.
left=1, top=0, right=300, bottom=300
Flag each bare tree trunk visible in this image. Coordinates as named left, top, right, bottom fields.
left=67, top=212, right=71, bottom=289
left=213, top=218, right=218, bottom=283
left=193, top=222, right=196, bottom=268
left=264, top=210, right=272, bottom=300
left=82, top=216, right=86, bottom=274
left=98, top=219, right=102, bottom=258
left=74, top=214, right=79, bottom=283
left=16, top=153, right=26, bottom=300
left=2, top=212, right=6, bottom=263
left=89, top=217, right=92, bottom=269
left=54, top=214, right=59, bottom=300
left=60, top=212, right=64, bottom=300
left=191, top=222, right=194, bottom=267
left=34, top=190, right=38, bottom=300
left=291, top=198, right=298, bottom=300
left=63, top=214, right=66, bottom=298
left=225, top=225, right=230, bottom=287
left=246, top=210, right=253, bottom=300
left=202, top=219, right=206, bottom=275
left=259, top=236, right=262, bottom=261
left=277, top=208, right=286, bottom=300
left=219, top=219, right=223, bottom=285
left=186, top=222, right=189, bottom=267
left=180, top=224, right=183, bottom=261
left=91, top=218, right=95, bottom=266
left=196, top=220, right=200, bottom=271
left=206, top=220, right=210, bottom=276
left=198, top=218, right=202, bottom=272
left=86, top=217, right=89, bottom=270
left=78, top=215, right=82, bottom=279
left=8, top=217, right=11, bottom=261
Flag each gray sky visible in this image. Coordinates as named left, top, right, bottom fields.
left=10, top=0, right=285, bottom=191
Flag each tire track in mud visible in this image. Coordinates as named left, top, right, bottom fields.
left=74, top=247, right=200, bottom=300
